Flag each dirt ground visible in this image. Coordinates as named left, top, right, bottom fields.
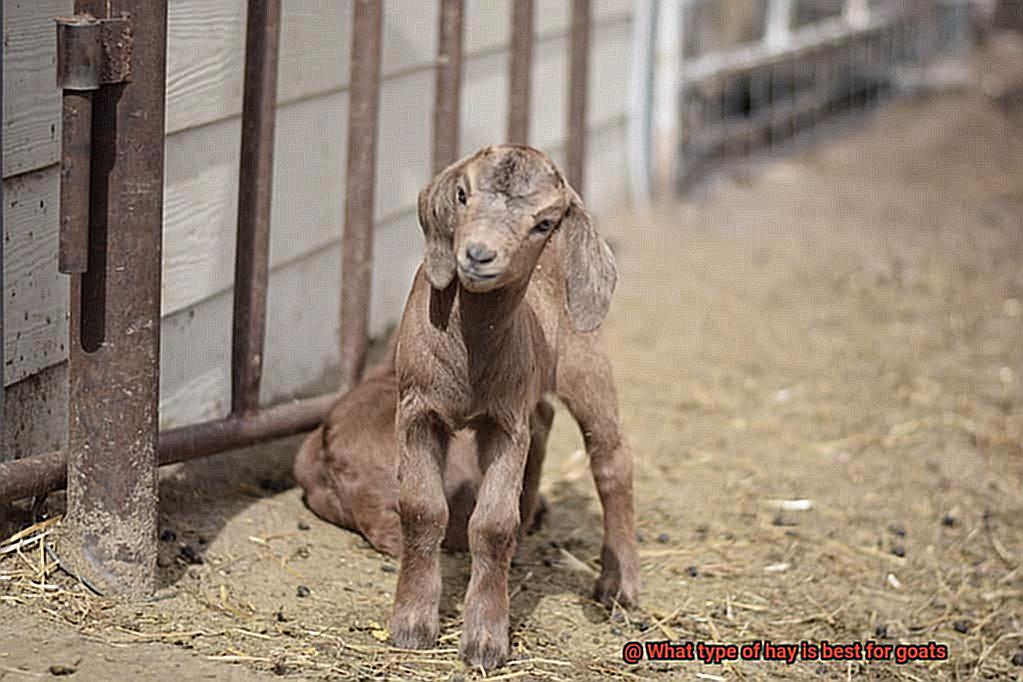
left=3, top=40, right=1023, bottom=682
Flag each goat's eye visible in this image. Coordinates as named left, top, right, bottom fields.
left=456, top=187, right=467, bottom=205
left=531, top=219, right=554, bottom=235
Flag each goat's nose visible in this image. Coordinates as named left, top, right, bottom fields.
left=465, top=242, right=496, bottom=265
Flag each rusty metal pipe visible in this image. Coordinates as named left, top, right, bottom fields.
left=507, top=0, right=534, bottom=144
left=231, top=0, right=282, bottom=415
left=55, top=14, right=101, bottom=274
left=0, top=0, right=5, bottom=459
left=58, top=92, right=93, bottom=274
left=566, top=0, right=591, bottom=195
left=0, top=450, right=66, bottom=503
left=0, top=393, right=337, bottom=504
left=63, top=0, right=165, bottom=597
left=338, top=0, right=383, bottom=393
left=159, top=393, right=336, bottom=464
left=433, top=0, right=464, bottom=173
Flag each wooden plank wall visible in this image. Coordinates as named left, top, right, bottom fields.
left=159, top=0, right=635, bottom=428
left=4, top=0, right=636, bottom=448
left=2, top=0, right=72, bottom=460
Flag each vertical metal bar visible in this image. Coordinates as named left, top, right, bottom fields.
left=433, top=0, right=464, bottom=173
left=338, top=0, right=383, bottom=392
left=507, top=0, right=533, bottom=144
left=751, top=64, right=771, bottom=147
left=63, top=0, right=168, bottom=596
left=793, top=52, right=814, bottom=149
left=628, top=0, right=659, bottom=203
left=55, top=15, right=101, bottom=276
left=566, top=0, right=591, bottom=194
left=0, top=0, right=4, bottom=459
left=765, top=0, right=794, bottom=48
left=866, top=30, right=878, bottom=106
left=813, top=46, right=831, bottom=131
left=59, top=92, right=93, bottom=274
left=231, top=0, right=282, bottom=415
left=769, top=62, right=782, bottom=146
left=711, top=77, right=725, bottom=159
left=675, top=0, right=692, bottom=194
left=844, top=0, right=871, bottom=29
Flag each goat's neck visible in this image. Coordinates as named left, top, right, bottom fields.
left=457, top=278, right=529, bottom=343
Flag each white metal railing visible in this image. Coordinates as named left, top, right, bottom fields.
left=674, top=0, right=972, bottom=191
left=628, top=0, right=974, bottom=199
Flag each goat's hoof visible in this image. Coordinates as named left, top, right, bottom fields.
left=594, top=573, right=639, bottom=609
left=459, top=628, right=510, bottom=671
left=389, top=614, right=439, bottom=650
left=367, top=533, right=402, bottom=559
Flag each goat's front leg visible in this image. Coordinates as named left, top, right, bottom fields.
left=390, top=409, right=450, bottom=649
left=460, top=419, right=529, bottom=671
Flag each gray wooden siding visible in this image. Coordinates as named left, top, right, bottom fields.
left=3, top=1, right=635, bottom=446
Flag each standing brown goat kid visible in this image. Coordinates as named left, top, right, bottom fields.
left=293, top=351, right=553, bottom=558
left=391, top=145, right=639, bottom=670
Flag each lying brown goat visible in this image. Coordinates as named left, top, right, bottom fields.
left=293, top=354, right=552, bottom=557
left=390, top=145, right=639, bottom=670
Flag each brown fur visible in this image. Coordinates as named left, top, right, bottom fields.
left=293, top=349, right=552, bottom=558
left=390, top=145, right=639, bottom=670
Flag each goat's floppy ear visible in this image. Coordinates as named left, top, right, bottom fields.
left=561, top=189, right=618, bottom=332
left=417, top=170, right=458, bottom=290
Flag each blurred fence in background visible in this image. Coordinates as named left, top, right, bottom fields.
left=671, top=0, right=975, bottom=192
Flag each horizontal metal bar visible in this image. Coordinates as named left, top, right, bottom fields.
left=682, top=10, right=905, bottom=84
left=684, top=90, right=832, bottom=150
left=160, top=393, right=336, bottom=463
left=0, top=393, right=337, bottom=504
left=0, top=451, right=65, bottom=503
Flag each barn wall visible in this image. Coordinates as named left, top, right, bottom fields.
left=159, top=0, right=636, bottom=428
left=2, top=0, right=73, bottom=461
left=3, top=1, right=636, bottom=448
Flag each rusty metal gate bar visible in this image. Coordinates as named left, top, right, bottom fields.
left=61, top=0, right=167, bottom=596
left=339, top=0, right=383, bottom=392
left=433, top=0, right=464, bottom=173
left=55, top=14, right=99, bottom=276
left=566, top=0, right=590, bottom=195
left=232, top=0, right=281, bottom=416
left=507, top=0, right=534, bottom=144
left=0, top=0, right=5, bottom=460
left=0, top=393, right=339, bottom=503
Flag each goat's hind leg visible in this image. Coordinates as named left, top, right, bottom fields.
left=519, top=398, right=554, bottom=539
left=390, top=411, right=450, bottom=649
left=557, top=347, right=639, bottom=607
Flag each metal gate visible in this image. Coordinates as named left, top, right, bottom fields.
left=674, top=0, right=972, bottom=191
left=0, top=0, right=596, bottom=595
